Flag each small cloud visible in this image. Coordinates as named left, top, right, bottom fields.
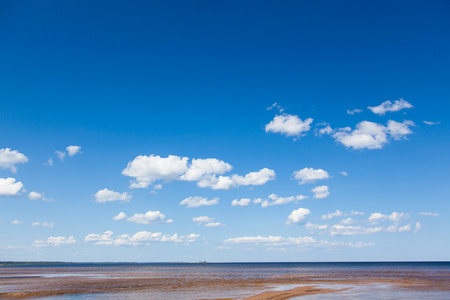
left=347, top=109, right=363, bottom=115
left=0, top=178, right=24, bottom=196
left=95, top=189, right=131, bottom=203
left=0, top=148, right=28, bottom=173
left=340, top=171, right=348, bottom=176
left=321, top=210, right=343, bottom=220
left=368, top=98, right=413, bottom=115
left=153, top=184, right=162, bottom=190
left=66, top=145, right=81, bottom=157
left=231, top=198, right=251, bottom=207
left=261, top=193, right=306, bottom=208
left=179, top=196, right=219, bottom=208
left=113, top=212, right=127, bottom=221
left=265, top=114, right=313, bottom=138
left=419, top=212, right=439, bottom=217
left=423, top=121, right=440, bottom=125
left=11, top=220, right=22, bottom=225
left=286, top=208, right=311, bottom=225
left=33, top=236, right=76, bottom=248
left=45, top=158, right=54, bottom=166
left=312, top=185, right=330, bottom=199
left=413, top=222, right=422, bottom=234
left=267, top=102, right=285, bottom=112
left=293, top=168, right=330, bottom=185
left=31, top=222, right=54, bottom=228
left=126, top=211, right=168, bottom=224
left=55, top=151, right=66, bottom=162
left=368, top=212, right=408, bottom=223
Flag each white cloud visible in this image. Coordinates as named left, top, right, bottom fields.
left=305, top=223, right=329, bottom=230
left=312, top=185, right=329, bottom=199
left=123, top=155, right=189, bottom=188
left=180, top=158, right=232, bottom=181
left=126, top=211, right=168, bottom=224
left=414, top=222, right=422, bottom=234
left=95, top=188, right=131, bottom=203
left=0, top=148, right=28, bottom=173
left=332, top=120, right=414, bottom=150
left=31, top=222, right=54, bottom=228
left=123, top=155, right=274, bottom=190
left=231, top=198, right=251, bottom=207
left=55, top=151, right=66, bottom=162
left=265, top=114, right=313, bottom=138
left=340, top=171, right=348, bottom=176
left=321, top=210, right=343, bottom=220
left=113, top=212, right=127, bottom=221
left=28, top=191, right=43, bottom=200
left=339, top=217, right=353, bottom=225
left=224, top=235, right=373, bottom=249
left=368, top=212, right=408, bottom=223
left=204, top=222, right=224, bottom=227
left=179, top=196, right=219, bottom=208
left=318, top=125, right=334, bottom=135
left=33, top=236, right=76, bottom=248
left=46, top=158, right=54, bottom=166
left=261, top=193, right=306, bottom=208
left=267, top=102, right=285, bottom=112
left=293, top=168, right=330, bottom=185
left=329, top=225, right=384, bottom=236
left=66, top=145, right=81, bottom=156
left=423, top=121, right=440, bottom=125
left=347, top=108, right=363, bottom=115
left=11, top=220, right=22, bottom=225
left=398, top=224, right=411, bottom=232
left=286, top=208, right=311, bottom=225
left=85, top=231, right=199, bottom=246
left=192, top=216, right=215, bottom=224
left=153, top=184, right=162, bottom=190
left=350, top=210, right=365, bottom=216
left=420, top=212, right=439, bottom=217
left=0, top=178, right=24, bottom=196
left=368, top=98, right=413, bottom=115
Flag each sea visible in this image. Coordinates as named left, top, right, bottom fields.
left=1, top=262, right=449, bottom=299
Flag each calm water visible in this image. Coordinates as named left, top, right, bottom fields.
left=1, top=262, right=449, bottom=299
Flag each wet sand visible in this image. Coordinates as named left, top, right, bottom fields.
left=1, top=264, right=449, bottom=299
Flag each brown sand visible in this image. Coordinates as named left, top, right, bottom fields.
left=243, top=285, right=350, bottom=300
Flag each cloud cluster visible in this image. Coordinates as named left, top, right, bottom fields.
left=33, top=236, right=76, bottom=248
left=368, top=98, right=413, bottom=115
left=0, top=148, right=28, bottom=173
left=179, top=196, right=219, bottom=208
left=224, top=235, right=373, bottom=249
left=0, top=178, right=24, bottom=196
left=293, top=168, right=330, bottom=184
left=122, top=155, right=275, bottom=190
left=95, top=189, right=131, bottom=203
left=265, top=114, right=313, bottom=138
left=55, top=145, right=82, bottom=162
left=85, top=231, right=199, bottom=246
left=28, top=191, right=54, bottom=202
left=329, top=120, right=414, bottom=150
left=232, top=193, right=306, bottom=208
left=368, top=212, right=408, bottom=223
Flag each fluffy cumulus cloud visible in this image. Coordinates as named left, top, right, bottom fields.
left=126, top=211, right=172, bottom=224
left=0, top=178, right=24, bottom=196
left=33, top=236, right=76, bottom=248
left=231, top=198, right=252, bottom=207
left=179, top=196, right=219, bottom=208
left=312, top=185, right=330, bottom=199
left=286, top=208, right=311, bottom=225
left=95, top=189, right=131, bottom=203
left=0, top=148, right=28, bottom=173
left=368, top=98, right=413, bottom=115
left=265, top=114, right=313, bottom=138
left=85, top=231, right=199, bottom=246
left=224, top=235, right=373, bottom=249
left=261, top=193, right=306, bottom=208
left=293, top=168, right=330, bottom=185
left=192, top=216, right=224, bottom=227
left=331, top=120, right=414, bottom=150
left=123, top=155, right=274, bottom=190
left=66, top=145, right=82, bottom=156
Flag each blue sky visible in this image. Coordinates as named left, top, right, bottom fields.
left=0, top=0, right=449, bottom=262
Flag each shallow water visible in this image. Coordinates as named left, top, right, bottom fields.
left=1, top=262, right=449, bottom=299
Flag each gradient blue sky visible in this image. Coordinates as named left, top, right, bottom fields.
left=1, top=0, right=449, bottom=262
